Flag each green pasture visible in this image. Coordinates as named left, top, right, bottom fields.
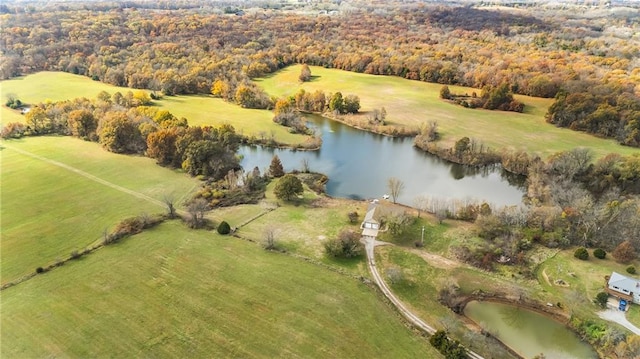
left=0, top=136, right=200, bottom=284
left=0, top=72, right=126, bottom=124
left=219, top=182, right=367, bottom=261
left=154, top=95, right=307, bottom=145
left=0, top=72, right=308, bottom=145
left=256, top=65, right=640, bottom=159
left=1, top=221, right=440, bottom=358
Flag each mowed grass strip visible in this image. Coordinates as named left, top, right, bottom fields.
left=1, top=221, right=440, bottom=358
left=0, top=136, right=200, bottom=284
left=256, top=65, right=640, bottom=159
left=0, top=72, right=308, bottom=145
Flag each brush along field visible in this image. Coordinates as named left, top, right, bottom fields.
left=0, top=72, right=308, bottom=145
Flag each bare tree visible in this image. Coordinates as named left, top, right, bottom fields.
left=163, top=194, right=177, bottom=218
left=387, top=177, right=404, bottom=204
left=187, top=198, right=209, bottom=228
left=413, top=194, right=429, bottom=218
left=301, top=158, right=310, bottom=173
left=263, top=225, right=278, bottom=250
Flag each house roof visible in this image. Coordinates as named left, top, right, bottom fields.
left=363, top=203, right=380, bottom=224
left=609, top=272, right=640, bottom=293
left=362, top=227, right=379, bottom=238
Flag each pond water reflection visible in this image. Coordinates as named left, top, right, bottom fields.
left=239, top=114, right=525, bottom=207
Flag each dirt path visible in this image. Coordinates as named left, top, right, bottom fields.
left=410, top=248, right=463, bottom=270
left=5, top=144, right=184, bottom=214
left=363, top=237, right=485, bottom=359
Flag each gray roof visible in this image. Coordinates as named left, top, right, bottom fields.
left=609, top=272, right=640, bottom=293
left=363, top=203, right=380, bottom=224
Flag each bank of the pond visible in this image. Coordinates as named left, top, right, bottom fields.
left=240, top=114, right=526, bottom=207
left=462, top=299, right=597, bottom=359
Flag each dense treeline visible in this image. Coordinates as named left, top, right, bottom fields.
left=1, top=3, right=638, bottom=144
left=546, top=87, right=640, bottom=146
left=455, top=148, right=640, bottom=271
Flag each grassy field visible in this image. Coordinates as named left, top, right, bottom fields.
left=0, top=136, right=200, bottom=284
left=536, top=249, right=640, bottom=317
left=0, top=221, right=440, bottom=358
left=0, top=72, right=308, bottom=145
left=256, top=65, right=640, bottom=159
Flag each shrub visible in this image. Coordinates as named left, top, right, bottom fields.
left=348, top=211, right=359, bottom=223
left=35, top=267, right=45, bottom=274
left=593, top=248, right=606, bottom=259
left=217, top=221, right=231, bottom=235
left=574, top=247, right=589, bottom=260
left=627, top=266, right=636, bottom=275
left=70, top=250, right=81, bottom=260
left=594, top=292, right=609, bottom=308
left=324, top=229, right=363, bottom=258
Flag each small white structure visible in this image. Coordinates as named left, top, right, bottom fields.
left=607, top=272, right=640, bottom=304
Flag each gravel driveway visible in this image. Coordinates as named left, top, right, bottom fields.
left=598, top=306, right=640, bottom=335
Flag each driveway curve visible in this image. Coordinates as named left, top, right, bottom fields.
left=598, top=307, right=640, bottom=335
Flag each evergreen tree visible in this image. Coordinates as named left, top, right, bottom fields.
left=269, top=155, right=285, bottom=177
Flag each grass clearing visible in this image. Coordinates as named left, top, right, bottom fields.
left=1, top=221, right=440, bottom=358
left=257, top=65, right=640, bottom=159
left=0, top=136, right=200, bottom=284
left=536, top=249, right=640, bottom=317
left=0, top=72, right=308, bottom=145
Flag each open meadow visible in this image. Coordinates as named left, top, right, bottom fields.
left=0, top=72, right=308, bottom=145
left=0, top=221, right=440, bottom=358
left=0, top=136, right=200, bottom=285
left=256, top=65, right=640, bottom=159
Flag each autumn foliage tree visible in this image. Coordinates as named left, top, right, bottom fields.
left=613, top=241, right=637, bottom=264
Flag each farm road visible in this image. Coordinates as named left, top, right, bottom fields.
left=4, top=144, right=180, bottom=213
left=362, top=237, right=485, bottom=359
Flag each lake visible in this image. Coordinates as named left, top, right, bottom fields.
left=239, top=114, right=525, bottom=207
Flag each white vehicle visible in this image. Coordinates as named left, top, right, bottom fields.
left=382, top=194, right=390, bottom=200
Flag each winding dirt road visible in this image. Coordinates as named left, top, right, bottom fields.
left=362, top=237, right=484, bottom=359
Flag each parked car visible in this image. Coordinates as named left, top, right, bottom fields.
left=619, top=299, right=628, bottom=311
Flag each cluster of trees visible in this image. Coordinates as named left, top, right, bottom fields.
left=546, top=88, right=640, bottom=147
left=211, top=79, right=272, bottom=109
left=454, top=148, right=640, bottom=272
left=1, top=92, right=243, bottom=183
left=440, top=84, right=524, bottom=112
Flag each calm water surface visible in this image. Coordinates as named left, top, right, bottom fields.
left=464, top=301, right=597, bottom=359
left=240, top=115, right=525, bottom=207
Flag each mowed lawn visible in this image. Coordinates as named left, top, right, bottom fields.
left=0, top=72, right=308, bottom=145
left=256, top=65, right=640, bottom=159
left=1, top=136, right=200, bottom=284
left=0, top=221, right=440, bottom=358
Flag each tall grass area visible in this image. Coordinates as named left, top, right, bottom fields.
left=0, top=72, right=308, bottom=145
left=1, top=221, right=440, bottom=358
left=0, top=136, right=200, bottom=284
left=256, top=65, right=640, bottom=159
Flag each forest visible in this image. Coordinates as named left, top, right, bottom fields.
left=1, top=1, right=638, bottom=145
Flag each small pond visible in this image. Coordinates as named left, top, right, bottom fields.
left=240, top=114, right=526, bottom=207
left=464, top=301, right=597, bottom=359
